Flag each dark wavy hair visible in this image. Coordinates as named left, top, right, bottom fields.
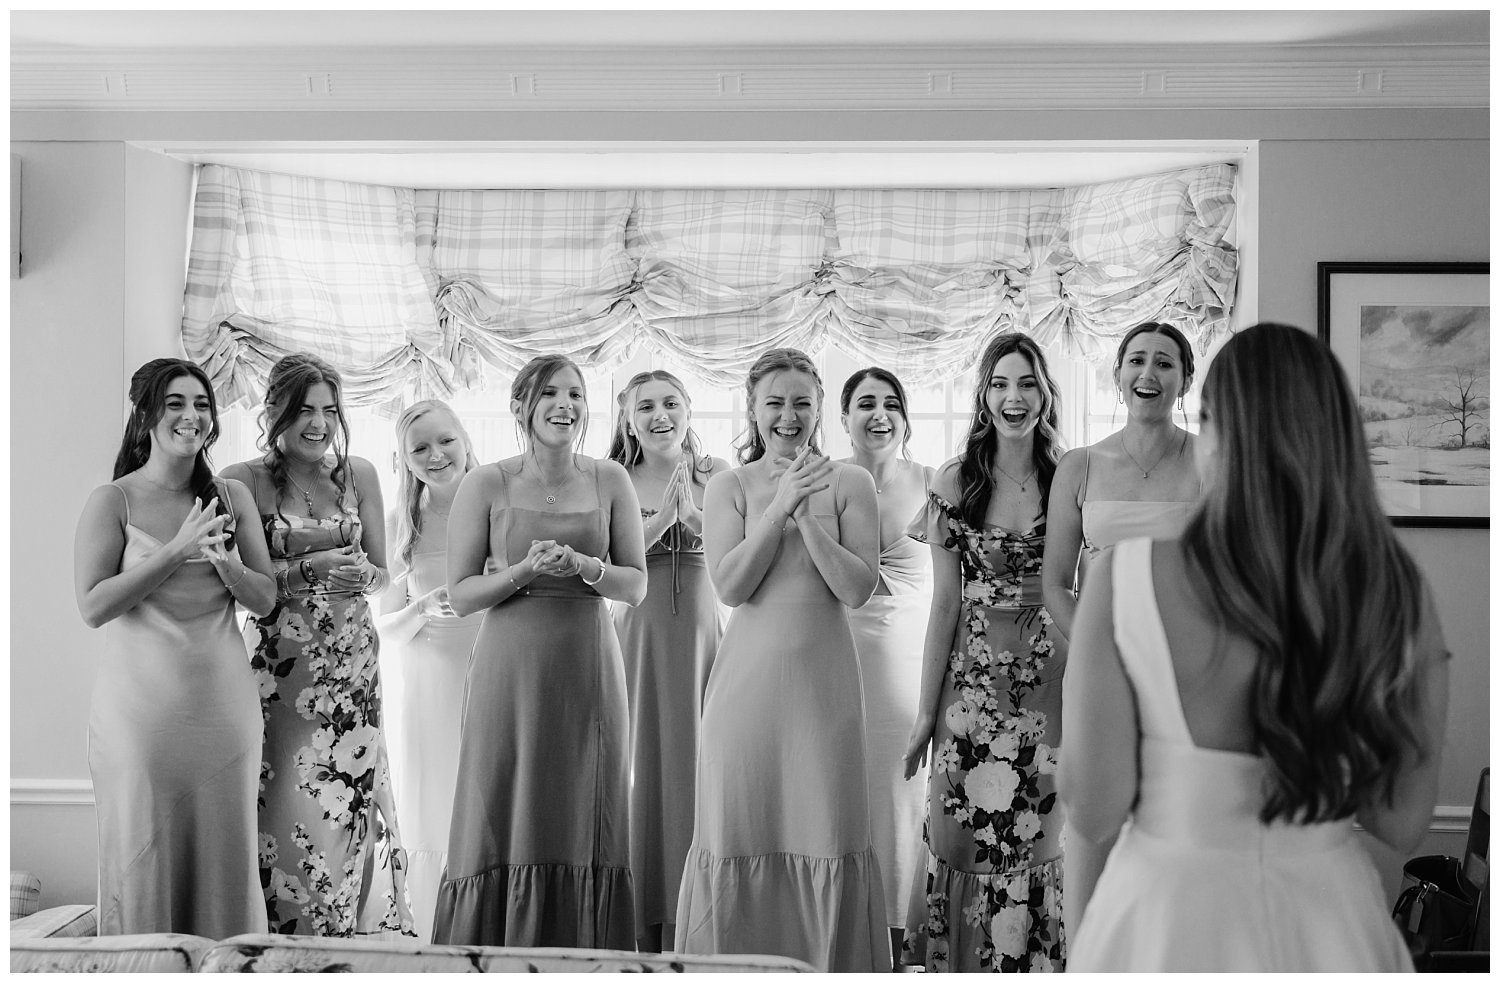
left=737, top=348, right=824, bottom=465
left=114, top=357, right=233, bottom=546
left=840, top=366, right=913, bottom=459
left=607, top=369, right=712, bottom=484
left=258, top=353, right=352, bottom=516
left=1182, top=322, right=1428, bottom=825
left=391, top=399, right=479, bottom=570
left=956, top=333, right=1064, bottom=529
left=512, top=354, right=589, bottom=456
left=1114, top=320, right=1197, bottom=398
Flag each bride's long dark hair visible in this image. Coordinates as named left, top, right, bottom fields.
left=1181, top=323, right=1429, bottom=824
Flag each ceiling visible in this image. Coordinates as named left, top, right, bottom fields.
left=9, top=10, right=1489, bottom=50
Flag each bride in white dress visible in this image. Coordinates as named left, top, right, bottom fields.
left=1060, top=322, right=1450, bottom=972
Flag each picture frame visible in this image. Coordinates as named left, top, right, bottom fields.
left=1317, top=261, right=1489, bottom=528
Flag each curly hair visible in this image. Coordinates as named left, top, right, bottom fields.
left=258, top=353, right=352, bottom=516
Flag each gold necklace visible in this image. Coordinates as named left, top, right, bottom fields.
left=1121, top=431, right=1185, bottom=481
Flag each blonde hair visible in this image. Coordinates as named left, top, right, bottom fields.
left=391, top=400, right=478, bottom=569
left=606, top=369, right=711, bottom=484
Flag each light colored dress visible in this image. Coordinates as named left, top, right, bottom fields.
left=903, top=492, right=1067, bottom=973
left=676, top=467, right=889, bottom=972
left=433, top=460, right=634, bottom=949
left=382, top=512, right=482, bottom=941
left=847, top=519, right=932, bottom=928
left=245, top=474, right=414, bottom=938
left=88, top=481, right=266, bottom=938
left=1069, top=539, right=1414, bottom=971
left=614, top=509, right=721, bottom=946
left=1078, top=445, right=1198, bottom=573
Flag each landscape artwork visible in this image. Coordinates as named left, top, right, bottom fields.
left=1358, top=303, right=1489, bottom=519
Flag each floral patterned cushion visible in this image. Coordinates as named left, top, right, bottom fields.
left=10, top=933, right=212, bottom=973
left=199, top=934, right=816, bottom=973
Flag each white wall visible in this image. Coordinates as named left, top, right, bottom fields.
left=10, top=110, right=1487, bottom=908
left=10, top=142, right=192, bottom=904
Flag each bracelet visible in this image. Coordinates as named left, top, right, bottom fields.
left=224, top=563, right=248, bottom=591
left=300, top=559, right=319, bottom=587
left=275, top=568, right=291, bottom=598
left=762, top=509, right=788, bottom=528
left=580, top=556, right=607, bottom=586
left=505, top=566, right=520, bottom=590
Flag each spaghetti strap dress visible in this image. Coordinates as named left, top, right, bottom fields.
left=902, top=492, right=1067, bottom=973
left=1077, top=445, right=1197, bottom=580
left=432, top=459, right=635, bottom=949
left=1068, top=538, right=1413, bottom=971
left=847, top=486, right=932, bottom=929
left=382, top=511, right=483, bottom=940
left=88, top=480, right=266, bottom=938
left=613, top=507, right=721, bottom=946
left=676, top=466, right=889, bottom=972
left=244, top=470, right=414, bottom=938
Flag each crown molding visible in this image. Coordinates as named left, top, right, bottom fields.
left=11, top=43, right=1488, bottom=112
left=10, top=779, right=94, bottom=806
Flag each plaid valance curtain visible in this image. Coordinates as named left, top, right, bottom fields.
left=182, top=163, right=1237, bottom=404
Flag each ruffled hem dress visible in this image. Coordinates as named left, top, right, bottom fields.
left=613, top=510, right=721, bottom=946
left=432, top=460, right=634, bottom=949
left=902, top=493, right=1067, bottom=973
left=676, top=467, right=889, bottom=972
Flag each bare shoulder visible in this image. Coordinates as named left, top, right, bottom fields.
left=1054, top=446, right=1088, bottom=482
left=704, top=455, right=733, bottom=477
left=346, top=455, right=380, bottom=485
left=219, top=458, right=261, bottom=484
left=594, top=457, right=633, bottom=494
left=82, top=482, right=128, bottom=519
left=932, top=456, right=962, bottom=500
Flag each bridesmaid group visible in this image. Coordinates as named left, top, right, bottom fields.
left=76, top=322, right=1448, bottom=973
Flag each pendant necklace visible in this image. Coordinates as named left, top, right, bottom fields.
left=286, top=468, right=319, bottom=513
left=533, top=457, right=571, bottom=506
left=1122, top=431, right=1185, bottom=481
left=994, top=462, right=1037, bottom=492
left=870, top=463, right=897, bottom=495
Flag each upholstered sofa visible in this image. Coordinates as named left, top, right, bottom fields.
left=9, top=871, right=813, bottom=972
left=12, top=933, right=816, bottom=973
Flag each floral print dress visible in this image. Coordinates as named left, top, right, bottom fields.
left=903, top=492, right=1067, bottom=972
left=246, top=490, right=414, bottom=938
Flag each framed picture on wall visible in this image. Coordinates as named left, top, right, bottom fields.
left=1317, top=261, right=1489, bottom=528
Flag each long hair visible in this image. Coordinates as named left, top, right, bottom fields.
left=1113, top=320, right=1197, bottom=397
left=114, top=357, right=232, bottom=545
left=606, top=369, right=712, bottom=484
left=840, top=366, right=914, bottom=459
left=512, top=354, right=588, bottom=456
left=391, top=399, right=479, bottom=570
left=956, top=333, right=1064, bottom=529
left=1181, top=322, right=1426, bottom=824
left=737, top=348, right=824, bottom=464
left=258, top=353, right=352, bottom=515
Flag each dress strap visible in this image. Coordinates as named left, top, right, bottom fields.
left=591, top=456, right=603, bottom=509
left=1078, top=444, right=1093, bottom=508
left=109, top=481, right=132, bottom=528
left=1110, top=538, right=1193, bottom=744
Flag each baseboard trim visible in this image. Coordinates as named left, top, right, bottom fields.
left=10, top=779, right=95, bottom=806
left=9, top=779, right=1475, bottom=836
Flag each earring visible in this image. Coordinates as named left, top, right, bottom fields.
left=977, top=409, right=991, bottom=427
left=1177, top=395, right=1184, bottom=411
left=1118, top=390, right=1124, bottom=404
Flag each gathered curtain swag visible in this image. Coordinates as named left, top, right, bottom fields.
left=181, top=163, right=1237, bottom=407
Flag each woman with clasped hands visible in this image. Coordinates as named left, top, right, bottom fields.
left=675, top=347, right=890, bottom=972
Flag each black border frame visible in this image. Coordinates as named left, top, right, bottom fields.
left=1315, top=260, right=1490, bottom=529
